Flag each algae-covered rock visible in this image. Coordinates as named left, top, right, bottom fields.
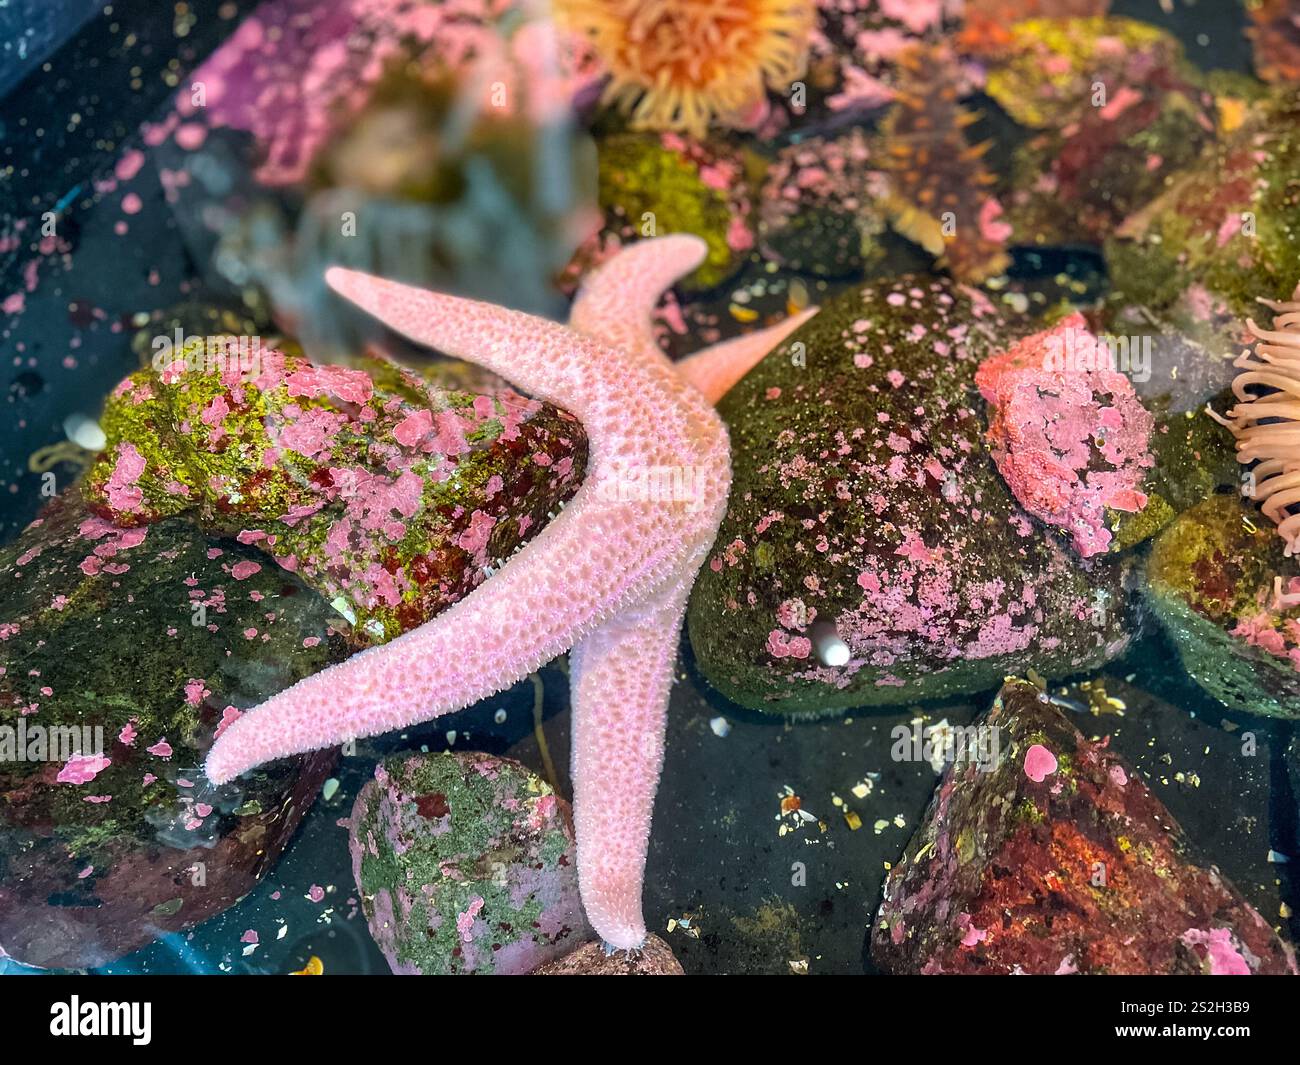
left=533, top=934, right=682, bottom=975
left=871, top=679, right=1297, bottom=974
left=349, top=751, right=591, bottom=975
left=1105, top=87, right=1300, bottom=322
left=988, top=17, right=1214, bottom=247
left=0, top=492, right=343, bottom=969
left=84, top=344, right=586, bottom=646
left=986, top=17, right=1203, bottom=130
left=584, top=133, right=753, bottom=293
left=1004, top=82, right=1213, bottom=247
left=687, top=277, right=1133, bottom=716
left=1146, top=492, right=1300, bottom=719
left=1107, top=394, right=1240, bottom=550
left=757, top=130, right=884, bottom=279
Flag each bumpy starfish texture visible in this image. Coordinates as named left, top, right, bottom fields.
left=205, top=235, right=813, bottom=949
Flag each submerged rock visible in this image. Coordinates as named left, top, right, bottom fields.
left=571, top=133, right=754, bottom=294
left=871, top=679, right=1297, bottom=974
left=84, top=344, right=586, bottom=647
left=0, top=492, right=343, bottom=969
left=687, top=277, right=1133, bottom=716
left=1104, top=87, right=1300, bottom=324
left=991, top=17, right=1214, bottom=246
left=349, top=751, right=591, bottom=975
left=1146, top=493, right=1300, bottom=720
left=757, top=131, right=883, bottom=279
left=533, top=934, right=682, bottom=975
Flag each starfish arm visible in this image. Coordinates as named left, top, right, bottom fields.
left=569, top=585, right=690, bottom=950
left=205, top=493, right=689, bottom=785
left=568, top=235, right=707, bottom=362
left=325, top=267, right=681, bottom=437
left=677, top=307, right=819, bottom=404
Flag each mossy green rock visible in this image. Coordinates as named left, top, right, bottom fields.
left=0, top=492, right=343, bottom=969
left=349, top=751, right=591, bottom=974
left=1105, top=87, right=1300, bottom=322
left=1108, top=394, right=1240, bottom=551
left=1146, top=492, right=1300, bottom=719
left=687, top=277, right=1133, bottom=716
left=84, top=345, right=585, bottom=646
left=594, top=133, right=750, bottom=292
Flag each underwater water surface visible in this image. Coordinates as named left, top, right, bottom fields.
left=1, top=0, right=1299, bottom=983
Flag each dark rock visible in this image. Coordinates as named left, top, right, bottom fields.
left=687, top=277, right=1133, bottom=715
left=871, top=678, right=1297, bottom=974
left=0, top=492, right=343, bottom=969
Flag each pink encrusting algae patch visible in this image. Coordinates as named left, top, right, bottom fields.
left=1023, top=744, right=1058, bottom=783
left=56, top=754, right=112, bottom=785
left=976, top=314, right=1154, bottom=557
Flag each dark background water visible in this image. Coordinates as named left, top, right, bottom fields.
left=1, top=0, right=1295, bottom=975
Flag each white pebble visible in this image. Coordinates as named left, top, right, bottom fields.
left=811, top=621, right=850, bottom=667
left=64, top=412, right=106, bottom=451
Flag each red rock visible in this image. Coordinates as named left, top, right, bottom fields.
left=872, top=679, right=1297, bottom=975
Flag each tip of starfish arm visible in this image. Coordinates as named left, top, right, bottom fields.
left=324, top=265, right=378, bottom=302
left=600, top=926, right=648, bottom=953
left=203, top=742, right=240, bottom=787
left=649, top=233, right=708, bottom=266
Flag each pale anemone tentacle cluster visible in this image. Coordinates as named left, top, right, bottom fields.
left=555, top=0, right=815, bottom=138
left=204, top=235, right=815, bottom=951
left=1207, top=282, right=1300, bottom=607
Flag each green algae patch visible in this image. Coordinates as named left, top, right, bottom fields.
left=593, top=133, right=752, bottom=292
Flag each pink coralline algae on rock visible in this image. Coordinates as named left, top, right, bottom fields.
left=84, top=345, right=586, bottom=646
left=349, top=752, right=591, bottom=975
left=688, top=278, right=1134, bottom=716
left=207, top=236, right=809, bottom=950
left=976, top=313, right=1155, bottom=557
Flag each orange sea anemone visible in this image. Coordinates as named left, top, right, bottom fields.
left=555, top=0, right=814, bottom=138
left=1208, top=282, right=1300, bottom=556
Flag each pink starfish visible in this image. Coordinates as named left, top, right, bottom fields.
left=205, top=236, right=813, bottom=950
